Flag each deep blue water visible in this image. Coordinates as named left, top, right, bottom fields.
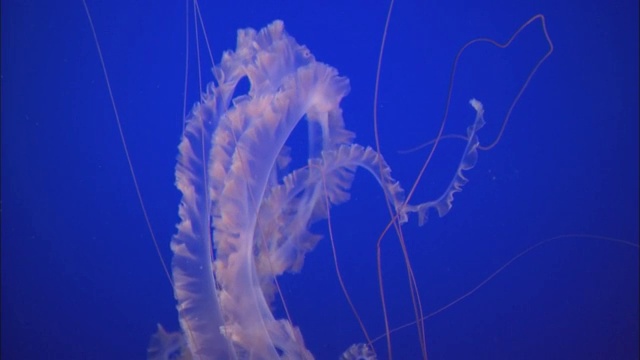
left=2, top=0, right=638, bottom=359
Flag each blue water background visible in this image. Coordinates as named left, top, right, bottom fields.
left=2, top=0, right=638, bottom=359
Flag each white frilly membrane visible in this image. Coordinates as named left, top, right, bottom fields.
left=147, top=21, right=485, bottom=360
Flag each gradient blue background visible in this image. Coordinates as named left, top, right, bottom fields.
left=2, top=0, right=638, bottom=359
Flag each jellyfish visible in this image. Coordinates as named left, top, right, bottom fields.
left=145, top=20, right=486, bottom=360
left=81, top=1, right=637, bottom=358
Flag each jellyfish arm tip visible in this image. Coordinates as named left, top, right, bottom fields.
left=469, top=98, right=483, bottom=113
